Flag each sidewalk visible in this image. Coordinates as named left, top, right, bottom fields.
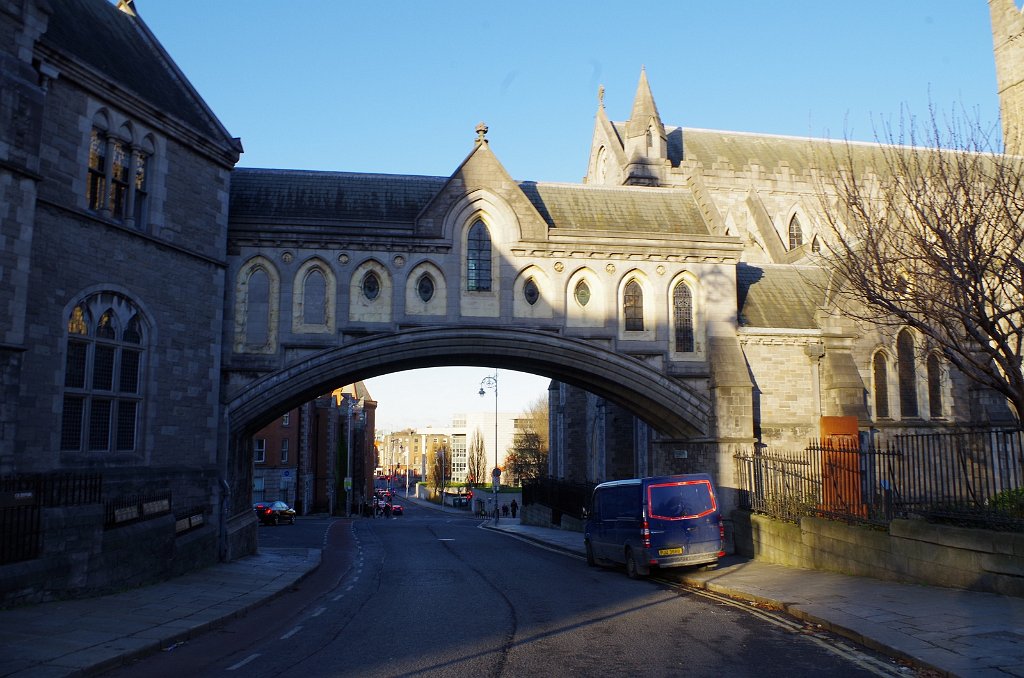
left=3, top=496, right=1024, bottom=677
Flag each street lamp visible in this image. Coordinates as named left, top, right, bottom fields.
left=478, top=369, right=499, bottom=522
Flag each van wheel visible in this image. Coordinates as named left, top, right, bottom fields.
left=625, top=548, right=642, bottom=579
left=585, top=541, right=596, bottom=567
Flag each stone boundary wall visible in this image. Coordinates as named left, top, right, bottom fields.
left=732, top=510, right=1024, bottom=597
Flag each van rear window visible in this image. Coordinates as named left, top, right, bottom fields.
left=648, top=480, right=716, bottom=520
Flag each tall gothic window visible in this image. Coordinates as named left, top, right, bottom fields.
left=60, top=293, right=146, bottom=453
left=927, top=353, right=943, bottom=418
left=788, top=215, right=803, bottom=250
left=897, top=329, right=919, bottom=418
left=624, top=279, right=644, bottom=331
left=303, top=269, right=327, bottom=325
left=87, top=128, right=107, bottom=212
left=467, top=220, right=492, bottom=291
left=673, top=282, right=694, bottom=352
left=873, top=352, right=889, bottom=419
left=246, top=268, right=270, bottom=346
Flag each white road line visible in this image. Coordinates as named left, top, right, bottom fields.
left=311, top=607, right=326, bottom=617
left=280, top=625, right=302, bottom=640
left=333, top=593, right=344, bottom=601
left=227, top=653, right=260, bottom=671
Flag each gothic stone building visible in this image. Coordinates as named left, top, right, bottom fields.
left=2, top=0, right=1023, bottom=603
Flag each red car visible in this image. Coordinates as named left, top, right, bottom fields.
left=389, top=503, right=403, bottom=516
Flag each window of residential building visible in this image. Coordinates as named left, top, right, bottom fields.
left=927, top=353, right=943, bottom=418
left=788, top=215, right=803, bottom=250
left=253, top=476, right=265, bottom=502
left=897, top=329, right=919, bottom=418
left=282, top=412, right=290, bottom=427
left=281, top=438, right=290, bottom=463
left=60, top=293, right=146, bottom=453
left=673, top=281, right=694, bottom=352
left=624, top=279, right=644, bottom=331
left=873, top=352, right=889, bottom=419
left=254, top=438, right=266, bottom=463
left=467, top=219, right=492, bottom=291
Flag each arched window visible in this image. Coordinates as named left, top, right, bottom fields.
left=467, top=220, right=492, bottom=291
left=788, top=215, right=803, bottom=250
left=61, top=293, right=146, bottom=453
left=88, top=128, right=107, bottom=212
left=624, top=279, right=644, bottom=331
left=811, top=236, right=821, bottom=253
left=873, top=352, right=889, bottom=419
left=246, top=268, right=270, bottom=346
left=417, top=273, right=435, bottom=303
left=523, top=278, right=540, bottom=306
left=673, top=282, right=694, bottom=352
left=897, top=330, right=919, bottom=418
left=302, top=269, right=326, bottom=325
left=927, top=353, right=943, bottom=418
left=574, top=280, right=591, bottom=307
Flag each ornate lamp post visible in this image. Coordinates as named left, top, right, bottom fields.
left=478, top=369, right=499, bottom=522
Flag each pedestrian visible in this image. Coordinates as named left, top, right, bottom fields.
left=510, top=499, right=518, bottom=518
left=502, top=503, right=509, bottom=517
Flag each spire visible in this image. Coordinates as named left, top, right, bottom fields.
left=622, top=67, right=668, bottom=186
left=991, top=0, right=1024, bottom=154
left=625, top=67, right=665, bottom=141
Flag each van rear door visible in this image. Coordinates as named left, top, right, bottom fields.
left=645, top=477, right=720, bottom=559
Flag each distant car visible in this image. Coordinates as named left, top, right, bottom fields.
left=255, top=500, right=296, bottom=525
left=390, top=503, right=404, bottom=516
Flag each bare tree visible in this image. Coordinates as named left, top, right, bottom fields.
left=467, top=427, right=487, bottom=484
left=504, top=396, right=549, bottom=485
left=819, top=106, right=1024, bottom=418
left=427, top=443, right=450, bottom=499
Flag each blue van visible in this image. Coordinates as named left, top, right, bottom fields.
left=584, top=473, right=724, bottom=578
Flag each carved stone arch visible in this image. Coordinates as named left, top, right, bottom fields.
left=443, top=188, right=525, bottom=245
left=350, top=258, right=392, bottom=323
left=566, top=266, right=605, bottom=328
left=234, top=255, right=280, bottom=354
left=668, top=271, right=704, bottom=360
left=92, top=108, right=110, bottom=131
left=292, top=256, right=336, bottom=333
left=617, top=269, right=655, bottom=341
left=406, top=260, right=447, bottom=316
left=513, top=265, right=553, bottom=319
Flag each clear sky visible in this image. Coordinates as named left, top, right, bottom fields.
left=135, top=1, right=1003, bottom=431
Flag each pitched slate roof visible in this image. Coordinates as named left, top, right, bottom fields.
left=231, top=168, right=710, bottom=236
left=42, top=0, right=232, bottom=144
left=519, top=182, right=708, bottom=235
left=737, top=263, right=827, bottom=329
left=229, top=168, right=447, bottom=226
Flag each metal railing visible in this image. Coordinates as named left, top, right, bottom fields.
left=523, top=477, right=595, bottom=522
left=735, top=428, right=1024, bottom=530
left=0, top=473, right=103, bottom=565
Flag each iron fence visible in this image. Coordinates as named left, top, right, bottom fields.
left=0, top=473, right=103, bottom=565
left=734, top=428, right=1024, bottom=530
left=523, top=477, right=595, bottom=522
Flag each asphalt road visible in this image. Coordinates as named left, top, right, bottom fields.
left=104, top=503, right=908, bottom=677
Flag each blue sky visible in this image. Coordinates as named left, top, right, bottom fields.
left=136, top=1, right=1002, bottom=431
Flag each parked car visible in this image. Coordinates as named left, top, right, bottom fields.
left=389, top=503, right=403, bottom=516
left=584, top=473, right=724, bottom=578
left=255, top=500, right=296, bottom=526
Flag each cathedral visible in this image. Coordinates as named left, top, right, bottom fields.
left=2, top=0, right=1023, bottom=603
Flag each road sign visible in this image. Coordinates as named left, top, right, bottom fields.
left=344, top=477, right=352, bottom=490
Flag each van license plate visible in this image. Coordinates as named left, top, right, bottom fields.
left=658, top=547, right=683, bottom=556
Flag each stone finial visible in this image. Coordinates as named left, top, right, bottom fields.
left=475, top=122, right=488, bottom=143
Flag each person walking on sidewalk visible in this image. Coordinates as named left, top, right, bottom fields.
left=510, top=499, right=518, bottom=518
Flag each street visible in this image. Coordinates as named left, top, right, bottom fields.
left=104, top=502, right=908, bottom=677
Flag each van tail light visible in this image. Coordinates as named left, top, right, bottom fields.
left=717, top=519, right=726, bottom=557
left=641, top=519, right=651, bottom=549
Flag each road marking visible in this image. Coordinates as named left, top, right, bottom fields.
left=438, top=538, right=454, bottom=541
left=280, top=626, right=302, bottom=639
left=333, top=593, right=344, bottom=601
left=311, top=607, right=326, bottom=617
left=227, top=654, right=260, bottom=671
